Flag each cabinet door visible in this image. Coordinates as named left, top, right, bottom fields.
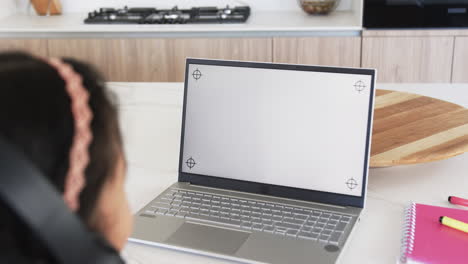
left=48, top=38, right=272, bottom=82
left=48, top=39, right=112, bottom=79
left=452, top=37, right=468, bottom=83
left=362, top=37, right=454, bottom=82
left=0, top=39, right=48, bottom=57
left=273, top=37, right=361, bottom=68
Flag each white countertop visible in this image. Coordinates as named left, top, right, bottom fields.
left=0, top=11, right=361, bottom=38
left=111, top=82, right=468, bottom=264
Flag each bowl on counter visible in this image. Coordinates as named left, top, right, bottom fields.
left=298, top=0, right=340, bottom=15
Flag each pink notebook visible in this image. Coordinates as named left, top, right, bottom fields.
left=400, top=203, right=468, bottom=264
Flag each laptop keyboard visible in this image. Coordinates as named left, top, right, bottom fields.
left=141, top=188, right=352, bottom=245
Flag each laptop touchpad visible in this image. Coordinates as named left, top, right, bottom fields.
left=165, top=222, right=250, bottom=255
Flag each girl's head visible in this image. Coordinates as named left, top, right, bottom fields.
left=0, top=51, right=132, bottom=259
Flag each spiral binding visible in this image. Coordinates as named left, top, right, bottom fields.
left=400, top=203, right=417, bottom=263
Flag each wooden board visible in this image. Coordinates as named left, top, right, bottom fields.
left=370, top=89, right=468, bottom=167
left=31, top=0, right=62, bottom=15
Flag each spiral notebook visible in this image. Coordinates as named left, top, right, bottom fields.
left=400, top=203, right=468, bottom=264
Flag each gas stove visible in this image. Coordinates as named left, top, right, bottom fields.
left=85, top=6, right=251, bottom=24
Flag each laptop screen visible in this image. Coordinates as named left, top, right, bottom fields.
left=181, top=61, right=374, bottom=198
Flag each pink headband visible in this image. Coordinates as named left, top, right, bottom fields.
left=48, top=58, right=93, bottom=212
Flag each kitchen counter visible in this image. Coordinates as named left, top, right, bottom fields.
left=109, top=82, right=468, bottom=264
left=0, top=11, right=361, bottom=38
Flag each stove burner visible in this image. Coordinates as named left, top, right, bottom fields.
left=85, top=5, right=251, bottom=24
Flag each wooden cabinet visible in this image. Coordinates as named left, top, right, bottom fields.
left=452, top=37, right=468, bottom=83
left=0, top=39, right=48, bottom=57
left=362, top=36, right=454, bottom=83
left=48, top=39, right=112, bottom=79
left=48, top=38, right=272, bottom=82
left=1, top=34, right=466, bottom=83
left=273, top=37, right=361, bottom=68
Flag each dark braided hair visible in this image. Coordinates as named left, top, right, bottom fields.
left=0, top=51, right=123, bottom=263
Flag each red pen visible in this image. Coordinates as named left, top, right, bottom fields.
left=448, top=196, right=468, bottom=207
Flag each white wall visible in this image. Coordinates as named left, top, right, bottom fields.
left=16, top=0, right=353, bottom=14
left=0, top=0, right=17, bottom=19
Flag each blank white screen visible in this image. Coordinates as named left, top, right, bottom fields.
left=182, top=63, right=373, bottom=197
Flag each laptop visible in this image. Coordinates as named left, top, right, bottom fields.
left=129, top=59, right=376, bottom=264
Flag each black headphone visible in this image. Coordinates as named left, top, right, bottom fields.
left=0, top=136, right=125, bottom=264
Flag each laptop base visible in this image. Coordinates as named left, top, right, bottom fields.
left=130, top=182, right=361, bottom=264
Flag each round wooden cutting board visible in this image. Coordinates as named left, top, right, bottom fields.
left=370, top=89, right=468, bottom=167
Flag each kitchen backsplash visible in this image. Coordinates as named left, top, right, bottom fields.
left=0, top=0, right=16, bottom=19
left=9, top=0, right=353, bottom=14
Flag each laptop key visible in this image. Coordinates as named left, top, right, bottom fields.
left=156, top=209, right=168, bottom=215
left=175, top=212, right=186, bottom=218
left=262, top=212, right=273, bottom=217
left=171, top=202, right=181, bottom=208
left=251, top=212, right=262, bottom=218
left=298, top=231, right=318, bottom=241
left=336, top=222, right=347, bottom=232
left=252, top=223, right=263, bottom=231
left=275, top=227, right=287, bottom=235
left=329, top=231, right=342, bottom=245
left=210, top=212, right=221, bottom=218
left=231, top=215, right=241, bottom=221
left=286, top=229, right=299, bottom=237
left=312, top=227, right=323, bottom=233
left=330, top=215, right=341, bottom=221
left=315, top=223, right=325, bottom=229
left=240, top=215, right=250, bottom=221
left=294, top=214, right=308, bottom=221
left=322, top=213, right=331, bottom=219
left=241, top=221, right=253, bottom=230
left=166, top=211, right=176, bottom=216
left=153, top=203, right=171, bottom=210
left=200, top=205, right=211, bottom=210
left=319, top=234, right=330, bottom=242
left=264, top=225, right=275, bottom=233
left=318, top=218, right=328, bottom=224
left=284, top=218, right=304, bottom=226
left=276, top=222, right=301, bottom=230
left=283, top=211, right=293, bottom=217
left=341, top=216, right=352, bottom=223
left=272, top=215, right=282, bottom=222
left=190, top=209, right=200, bottom=215
left=309, top=216, right=318, bottom=222
left=252, top=219, right=262, bottom=225
left=186, top=214, right=242, bottom=228
left=141, top=210, right=156, bottom=218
